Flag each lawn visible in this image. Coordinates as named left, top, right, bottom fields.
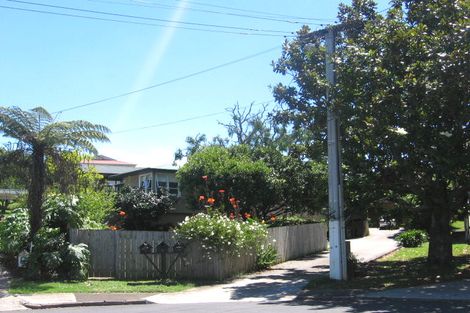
left=451, top=220, right=465, bottom=231
left=9, top=278, right=195, bottom=294
left=306, top=242, right=470, bottom=292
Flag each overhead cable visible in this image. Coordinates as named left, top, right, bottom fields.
left=53, top=46, right=280, bottom=114
left=111, top=100, right=274, bottom=134
left=88, top=0, right=332, bottom=25
left=5, top=0, right=295, bottom=35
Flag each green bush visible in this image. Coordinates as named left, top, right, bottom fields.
left=0, top=207, right=30, bottom=264
left=256, top=245, right=278, bottom=270
left=24, top=228, right=90, bottom=281
left=77, top=190, right=116, bottom=229
left=396, top=229, right=428, bottom=247
left=108, top=187, right=173, bottom=231
left=43, top=194, right=83, bottom=234
left=174, top=212, right=268, bottom=257
left=176, top=146, right=282, bottom=219
left=61, top=243, right=90, bottom=280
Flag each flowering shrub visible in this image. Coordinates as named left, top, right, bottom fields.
left=174, top=212, right=268, bottom=257
left=108, top=186, right=173, bottom=230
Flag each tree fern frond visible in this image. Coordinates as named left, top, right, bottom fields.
left=31, top=107, right=53, bottom=126
left=0, top=107, right=35, bottom=143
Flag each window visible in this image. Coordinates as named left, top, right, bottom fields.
left=155, top=174, right=179, bottom=197
left=169, top=182, right=179, bottom=197
left=139, top=174, right=152, bottom=192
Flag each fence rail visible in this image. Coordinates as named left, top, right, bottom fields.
left=70, top=223, right=327, bottom=280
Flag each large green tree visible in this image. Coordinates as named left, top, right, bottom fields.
left=273, top=0, right=469, bottom=265
left=0, top=106, right=110, bottom=237
left=176, top=103, right=329, bottom=216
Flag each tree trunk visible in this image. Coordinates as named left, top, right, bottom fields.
left=427, top=184, right=452, bottom=266
left=28, top=144, right=45, bottom=238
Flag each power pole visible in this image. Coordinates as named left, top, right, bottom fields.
left=325, top=28, right=347, bottom=281
left=303, top=26, right=347, bottom=280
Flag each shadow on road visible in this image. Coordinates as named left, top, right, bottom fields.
left=285, top=297, right=470, bottom=313
left=226, top=264, right=327, bottom=301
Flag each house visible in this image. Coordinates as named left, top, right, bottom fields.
left=80, top=155, right=138, bottom=187
left=110, top=167, right=193, bottom=228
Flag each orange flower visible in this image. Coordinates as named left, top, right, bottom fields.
left=244, top=213, right=251, bottom=219
left=229, top=197, right=236, bottom=204
left=198, top=195, right=205, bottom=201
left=202, top=175, right=208, bottom=181
left=109, top=225, right=118, bottom=231
left=270, top=215, right=277, bottom=222
left=207, top=197, right=215, bottom=205
left=119, top=210, right=126, bottom=217
left=218, top=189, right=225, bottom=194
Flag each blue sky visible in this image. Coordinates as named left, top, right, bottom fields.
left=0, top=0, right=390, bottom=167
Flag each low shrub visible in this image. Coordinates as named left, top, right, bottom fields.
left=0, top=207, right=30, bottom=266
left=256, top=245, right=278, bottom=270
left=24, top=228, right=90, bottom=281
left=396, top=229, right=428, bottom=247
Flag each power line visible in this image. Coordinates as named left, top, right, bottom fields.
left=0, top=4, right=291, bottom=36
left=159, top=0, right=335, bottom=22
left=53, top=46, right=280, bottom=114
left=112, top=111, right=226, bottom=134
left=6, top=0, right=294, bottom=35
left=111, top=100, right=274, bottom=134
left=87, top=0, right=331, bottom=25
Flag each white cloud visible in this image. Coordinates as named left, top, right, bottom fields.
left=99, top=145, right=185, bottom=168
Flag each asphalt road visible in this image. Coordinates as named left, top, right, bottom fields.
left=7, top=298, right=470, bottom=313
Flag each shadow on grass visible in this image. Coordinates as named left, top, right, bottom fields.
left=306, top=254, right=470, bottom=292
left=9, top=278, right=82, bottom=293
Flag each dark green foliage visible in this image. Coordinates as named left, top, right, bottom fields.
left=176, top=103, right=329, bottom=218
left=0, top=194, right=94, bottom=280
left=273, top=0, right=469, bottom=264
left=177, top=146, right=279, bottom=219
left=0, top=147, right=29, bottom=189
left=110, top=186, right=173, bottom=230
left=24, top=228, right=90, bottom=281
left=396, top=230, right=428, bottom=248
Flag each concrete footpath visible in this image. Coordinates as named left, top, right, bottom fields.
left=1, top=228, right=468, bottom=311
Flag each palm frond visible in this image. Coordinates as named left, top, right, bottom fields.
left=40, top=120, right=110, bottom=154
left=0, top=106, right=35, bottom=144
left=1, top=106, right=110, bottom=156
left=31, top=107, right=54, bottom=127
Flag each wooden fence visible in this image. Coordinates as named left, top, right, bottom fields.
left=70, top=223, right=327, bottom=281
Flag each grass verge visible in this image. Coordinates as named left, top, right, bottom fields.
left=9, top=278, right=195, bottom=294
left=306, top=242, right=470, bottom=292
